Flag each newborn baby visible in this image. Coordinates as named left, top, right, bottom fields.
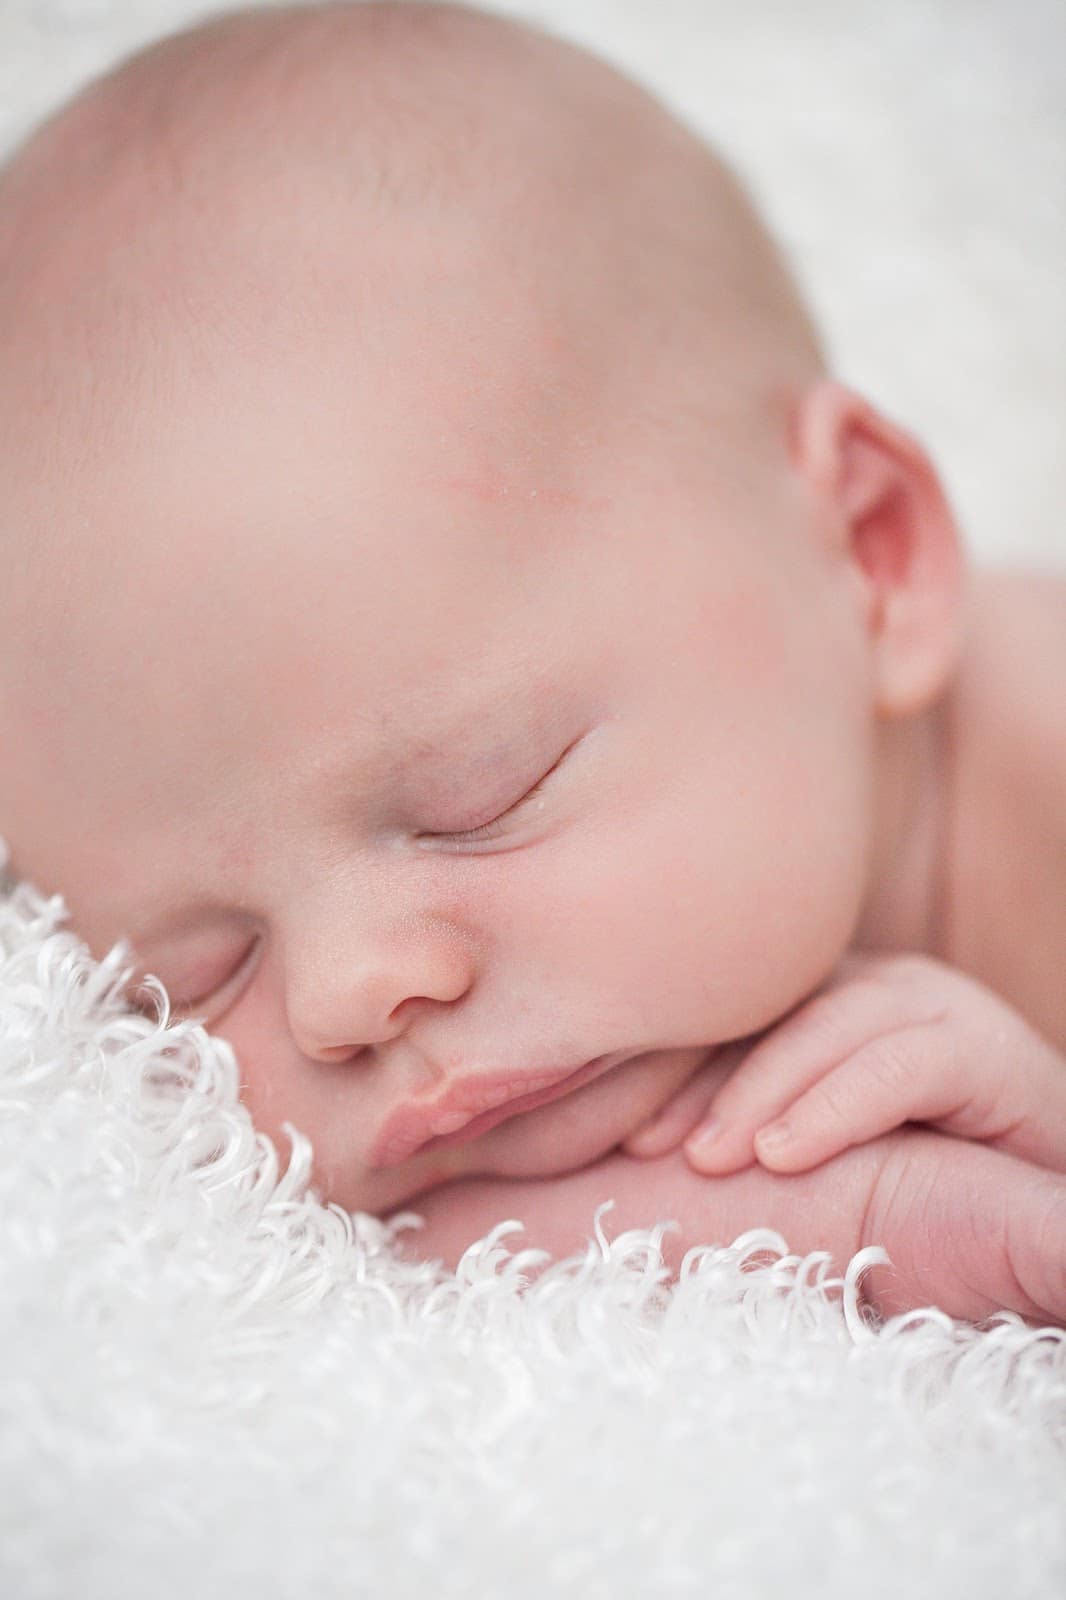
left=1, top=1, right=1063, bottom=1322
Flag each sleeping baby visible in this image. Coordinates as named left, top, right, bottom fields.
left=1, top=0, right=1063, bottom=1323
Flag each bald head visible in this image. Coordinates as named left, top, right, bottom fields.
left=0, top=0, right=823, bottom=427
left=0, top=0, right=831, bottom=708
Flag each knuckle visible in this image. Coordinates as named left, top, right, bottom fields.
left=871, top=953, right=966, bottom=1007
left=790, top=983, right=877, bottom=1053
left=840, top=951, right=926, bottom=986
left=807, top=1071, right=858, bottom=1131
left=866, top=1034, right=923, bottom=1099
left=888, top=953, right=942, bottom=983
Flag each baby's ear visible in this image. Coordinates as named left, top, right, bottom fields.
left=792, top=379, right=968, bottom=718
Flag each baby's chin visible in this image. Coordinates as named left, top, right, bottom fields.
left=326, top=1046, right=713, bottom=1216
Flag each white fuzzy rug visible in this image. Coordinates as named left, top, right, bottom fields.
left=2, top=3, right=1065, bottom=1595
left=2, top=857, right=1066, bottom=1596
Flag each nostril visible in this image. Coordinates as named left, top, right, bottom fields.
left=307, top=1039, right=367, bottom=1065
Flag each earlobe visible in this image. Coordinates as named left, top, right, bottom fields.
left=793, top=379, right=968, bottom=719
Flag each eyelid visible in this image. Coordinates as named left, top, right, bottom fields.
left=150, top=936, right=261, bottom=1019
left=421, top=738, right=580, bottom=848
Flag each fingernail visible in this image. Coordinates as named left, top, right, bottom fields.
left=755, top=1119, right=792, bottom=1152
left=686, top=1115, right=722, bottom=1151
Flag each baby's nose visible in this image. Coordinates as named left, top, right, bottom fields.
left=284, top=921, right=473, bottom=1062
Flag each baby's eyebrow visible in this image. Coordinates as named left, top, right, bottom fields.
left=351, top=709, right=544, bottom=814
left=340, top=676, right=568, bottom=790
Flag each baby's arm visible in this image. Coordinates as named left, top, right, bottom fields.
left=398, top=1131, right=1066, bottom=1324
left=622, top=953, right=1066, bottom=1178
left=399, top=1129, right=1066, bottom=1325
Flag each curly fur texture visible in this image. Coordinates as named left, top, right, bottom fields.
left=1, top=842, right=1065, bottom=1598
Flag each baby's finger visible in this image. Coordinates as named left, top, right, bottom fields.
left=622, top=1049, right=739, bottom=1159
left=751, top=1022, right=948, bottom=1172
left=683, top=980, right=908, bottom=1174
left=755, top=1017, right=1066, bottom=1174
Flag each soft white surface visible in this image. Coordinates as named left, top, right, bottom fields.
left=0, top=0, right=1063, bottom=571
left=1, top=858, right=1065, bottom=1598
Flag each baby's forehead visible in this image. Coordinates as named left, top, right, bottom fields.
left=0, top=0, right=808, bottom=365
left=0, top=19, right=659, bottom=438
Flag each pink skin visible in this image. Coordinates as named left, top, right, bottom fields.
left=0, top=320, right=889, bottom=1220
left=0, top=101, right=920, bottom=1220
left=622, top=952, right=1066, bottom=1175
left=0, top=202, right=953, bottom=1223
left=370, top=1054, right=626, bottom=1169
left=2, top=8, right=1063, bottom=1322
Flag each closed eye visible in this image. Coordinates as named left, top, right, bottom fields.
left=135, top=937, right=261, bottom=1021
left=419, top=737, right=581, bottom=848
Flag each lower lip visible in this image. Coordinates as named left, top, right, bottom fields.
left=415, top=1054, right=616, bottom=1157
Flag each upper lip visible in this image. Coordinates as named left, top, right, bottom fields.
left=369, top=1055, right=612, bottom=1169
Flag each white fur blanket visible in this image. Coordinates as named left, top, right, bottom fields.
left=2, top=854, right=1065, bottom=1596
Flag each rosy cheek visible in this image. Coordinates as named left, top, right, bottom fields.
left=440, top=471, right=612, bottom=515
left=706, top=583, right=789, bottom=687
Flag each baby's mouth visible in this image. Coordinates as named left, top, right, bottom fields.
left=369, top=1053, right=621, bottom=1169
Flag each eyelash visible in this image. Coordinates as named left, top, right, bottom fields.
left=428, top=742, right=575, bottom=847
left=158, top=939, right=259, bottom=1018
left=441, top=775, right=552, bottom=845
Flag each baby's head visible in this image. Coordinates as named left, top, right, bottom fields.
left=0, top=1, right=966, bottom=1212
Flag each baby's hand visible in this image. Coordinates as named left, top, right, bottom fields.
left=622, top=953, right=1066, bottom=1177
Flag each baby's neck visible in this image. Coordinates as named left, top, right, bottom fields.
left=854, top=571, right=1066, bottom=1052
